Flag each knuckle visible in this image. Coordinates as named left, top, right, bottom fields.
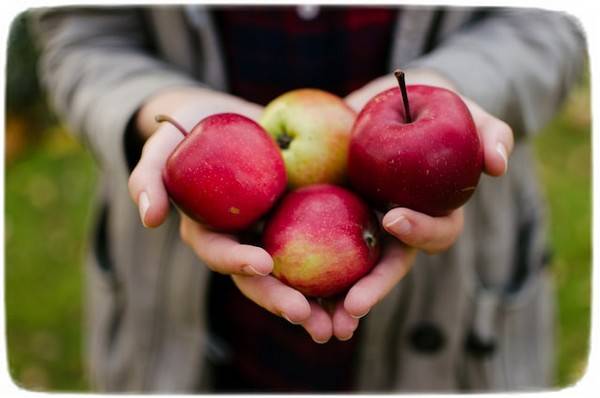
left=424, top=234, right=458, bottom=255
left=503, top=125, right=514, bottom=141
left=499, top=119, right=512, bottom=134
left=202, top=232, right=222, bottom=250
left=503, top=123, right=513, bottom=136
left=141, top=134, right=158, bottom=155
left=127, top=169, right=140, bottom=195
left=410, top=228, right=433, bottom=249
left=496, top=119, right=514, bottom=146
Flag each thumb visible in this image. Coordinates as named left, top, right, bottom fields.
left=463, top=98, right=514, bottom=177
left=128, top=123, right=185, bottom=227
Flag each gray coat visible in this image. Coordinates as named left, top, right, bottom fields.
left=33, top=5, right=585, bottom=392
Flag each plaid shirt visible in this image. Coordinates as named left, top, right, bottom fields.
left=214, top=6, right=397, bottom=104
left=209, top=6, right=397, bottom=392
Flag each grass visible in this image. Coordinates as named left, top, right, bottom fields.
left=5, top=126, right=97, bottom=391
left=4, top=80, right=591, bottom=391
left=532, top=78, right=592, bottom=387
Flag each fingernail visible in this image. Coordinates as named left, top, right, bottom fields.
left=351, top=310, right=370, bottom=320
left=312, top=336, right=329, bottom=344
left=496, top=142, right=508, bottom=174
left=282, top=313, right=300, bottom=325
left=338, top=333, right=354, bottom=342
left=139, top=192, right=150, bottom=227
left=242, top=264, right=270, bottom=277
left=384, top=215, right=411, bottom=236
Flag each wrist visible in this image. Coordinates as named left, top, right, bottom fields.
left=135, top=87, right=261, bottom=140
left=346, top=69, right=460, bottom=113
left=403, top=68, right=459, bottom=92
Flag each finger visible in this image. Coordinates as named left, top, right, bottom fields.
left=332, top=301, right=359, bottom=341
left=344, top=75, right=397, bottom=112
left=232, top=274, right=311, bottom=324
left=480, top=116, right=514, bottom=176
left=128, top=125, right=183, bottom=227
left=180, top=216, right=273, bottom=276
left=382, top=207, right=464, bottom=254
left=464, top=100, right=514, bottom=177
left=301, top=301, right=334, bottom=344
left=344, top=243, right=416, bottom=319
left=345, top=91, right=368, bottom=113
left=237, top=102, right=264, bottom=121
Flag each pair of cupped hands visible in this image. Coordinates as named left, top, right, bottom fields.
left=128, top=69, right=513, bottom=343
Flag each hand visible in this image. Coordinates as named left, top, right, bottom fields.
left=334, top=239, right=417, bottom=340
left=218, top=233, right=416, bottom=344
left=172, top=176, right=414, bottom=343
left=128, top=86, right=263, bottom=227
left=127, top=87, right=318, bottom=340
left=345, top=68, right=514, bottom=252
left=233, top=238, right=416, bottom=343
left=345, top=68, right=513, bottom=179
left=318, top=69, right=516, bottom=341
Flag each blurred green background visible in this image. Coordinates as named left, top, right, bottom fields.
left=4, top=11, right=591, bottom=391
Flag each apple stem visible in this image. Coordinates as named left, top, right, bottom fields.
left=277, top=130, right=294, bottom=150
left=155, top=114, right=189, bottom=137
left=394, top=69, right=412, bottom=123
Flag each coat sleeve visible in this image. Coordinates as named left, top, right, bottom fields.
left=408, top=8, right=586, bottom=137
left=31, top=8, right=201, bottom=170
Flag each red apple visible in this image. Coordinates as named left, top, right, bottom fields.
left=263, top=184, right=381, bottom=298
left=348, top=71, right=483, bottom=216
left=161, top=113, right=286, bottom=232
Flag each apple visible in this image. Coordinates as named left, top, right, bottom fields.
left=160, top=113, right=286, bottom=232
left=263, top=184, right=381, bottom=298
left=260, top=89, right=356, bottom=188
left=348, top=70, right=483, bottom=216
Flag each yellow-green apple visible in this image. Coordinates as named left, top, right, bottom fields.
left=348, top=70, right=483, bottom=216
left=263, top=184, right=381, bottom=298
left=160, top=113, right=286, bottom=232
left=260, top=89, right=356, bottom=188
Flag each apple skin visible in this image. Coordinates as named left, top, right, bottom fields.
left=348, top=85, right=483, bottom=216
left=163, top=113, right=286, bottom=232
left=260, top=89, right=356, bottom=188
left=263, top=184, right=381, bottom=298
